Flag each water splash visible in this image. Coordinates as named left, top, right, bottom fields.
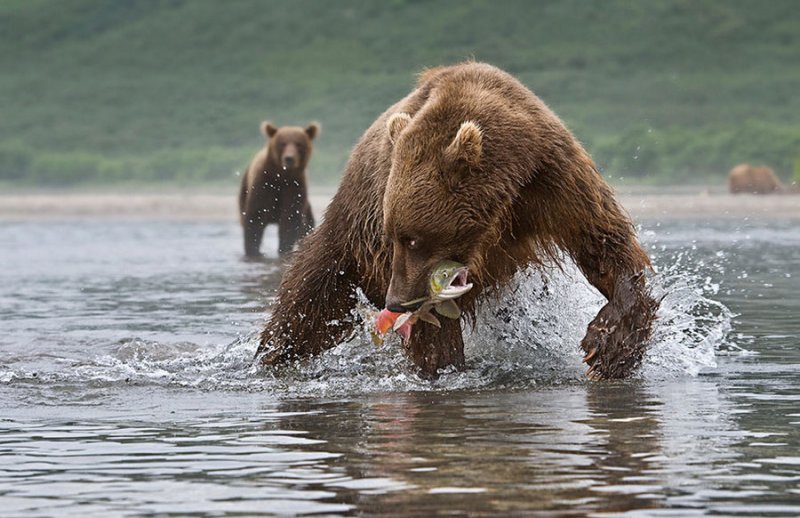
left=2, top=252, right=735, bottom=396
left=463, top=253, right=734, bottom=384
left=643, top=253, right=735, bottom=377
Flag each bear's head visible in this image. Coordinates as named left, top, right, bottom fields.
left=383, top=112, right=504, bottom=313
left=261, top=121, right=320, bottom=171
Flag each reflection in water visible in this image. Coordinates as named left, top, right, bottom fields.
left=263, top=377, right=771, bottom=515
left=4, top=375, right=799, bottom=516
left=0, top=411, right=353, bottom=516
left=581, top=383, right=665, bottom=514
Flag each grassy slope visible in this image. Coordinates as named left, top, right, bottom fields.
left=1, top=0, right=799, bottom=186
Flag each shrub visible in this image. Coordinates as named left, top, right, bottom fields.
left=29, top=152, right=102, bottom=185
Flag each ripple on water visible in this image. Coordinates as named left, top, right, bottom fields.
left=0, top=416, right=356, bottom=516
left=2, top=255, right=735, bottom=398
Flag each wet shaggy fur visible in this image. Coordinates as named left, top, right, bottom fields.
left=239, top=122, right=319, bottom=256
left=256, top=63, right=658, bottom=379
left=728, top=163, right=784, bottom=195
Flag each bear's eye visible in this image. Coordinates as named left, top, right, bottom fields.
left=397, top=234, right=421, bottom=251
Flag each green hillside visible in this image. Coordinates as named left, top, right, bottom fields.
left=1, top=0, right=799, bottom=187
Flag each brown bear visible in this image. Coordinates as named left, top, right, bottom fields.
left=239, top=121, right=319, bottom=256
left=256, top=62, right=658, bottom=379
left=728, top=163, right=785, bottom=194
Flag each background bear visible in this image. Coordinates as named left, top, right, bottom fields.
left=239, top=122, right=319, bottom=256
left=257, top=63, right=658, bottom=379
left=728, top=163, right=784, bottom=194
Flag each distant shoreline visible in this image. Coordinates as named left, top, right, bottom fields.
left=1, top=189, right=798, bottom=221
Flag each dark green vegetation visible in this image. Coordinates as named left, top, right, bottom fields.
left=1, top=0, right=799, bottom=187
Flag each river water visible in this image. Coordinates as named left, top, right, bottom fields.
left=1, top=215, right=798, bottom=516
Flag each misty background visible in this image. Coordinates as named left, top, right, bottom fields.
left=1, top=0, right=799, bottom=188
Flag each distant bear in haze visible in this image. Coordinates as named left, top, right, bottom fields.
left=728, top=163, right=784, bottom=194
left=239, top=122, right=319, bottom=256
left=256, top=62, right=658, bottom=380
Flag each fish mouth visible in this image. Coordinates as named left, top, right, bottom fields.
left=400, top=266, right=473, bottom=309
left=387, top=265, right=473, bottom=342
left=435, top=267, right=473, bottom=301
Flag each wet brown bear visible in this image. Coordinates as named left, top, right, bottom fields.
left=728, top=163, right=784, bottom=194
left=239, top=122, right=319, bottom=256
left=257, top=63, right=658, bottom=379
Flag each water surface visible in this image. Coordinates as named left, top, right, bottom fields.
left=1, top=217, right=798, bottom=516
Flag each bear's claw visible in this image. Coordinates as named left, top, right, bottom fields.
left=580, top=274, right=658, bottom=380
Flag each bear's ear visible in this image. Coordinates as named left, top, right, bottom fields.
left=305, top=122, right=320, bottom=140
left=260, top=121, right=278, bottom=138
left=446, top=121, right=483, bottom=167
left=386, top=113, right=412, bottom=145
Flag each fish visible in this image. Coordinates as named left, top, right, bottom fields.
left=373, top=260, right=473, bottom=343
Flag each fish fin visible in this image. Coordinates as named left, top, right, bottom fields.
left=370, top=330, right=384, bottom=347
left=435, top=299, right=461, bottom=319
left=418, top=310, right=441, bottom=328
left=393, top=312, right=415, bottom=331
left=401, top=297, right=428, bottom=308
left=397, top=322, right=413, bottom=341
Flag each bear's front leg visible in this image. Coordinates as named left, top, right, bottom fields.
left=580, top=271, right=658, bottom=379
left=257, top=220, right=358, bottom=365
left=403, top=317, right=465, bottom=378
left=278, top=196, right=313, bottom=256
left=242, top=217, right=267, bottom=257
left=302, top=202, right=315, bottom=232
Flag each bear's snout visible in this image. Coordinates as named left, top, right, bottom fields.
left=385, top=275, right=428, bottom=313
left=280, top=142, right=301, bottom=170
left=386, top=246, right=436, bottom=313
left=384, top=287, right=407, bottom=313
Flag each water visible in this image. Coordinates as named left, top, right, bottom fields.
left=1, top=216, right=799, bottom=516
